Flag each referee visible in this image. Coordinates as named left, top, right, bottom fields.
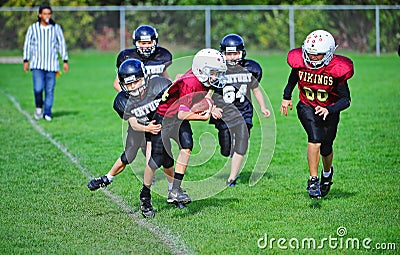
left=23, top=4, right=69, bottom=121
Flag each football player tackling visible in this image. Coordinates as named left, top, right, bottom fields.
left=139, top=49, right=227, bottom=214
left=88, top=59, right=174, bottom=218
left=280, top=30, right=354, bottom=199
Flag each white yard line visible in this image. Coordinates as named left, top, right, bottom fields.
left=5, top=92, right=191, bottom=255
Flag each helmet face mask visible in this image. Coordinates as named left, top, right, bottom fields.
left=204, top=68, right=227, bottom=89
left=118, top=59, right=148, bottom=97
left=192, top=49, right=227, bottom=89
left=223, top=51, right=243, bottom=66
left=135, top=40, right=156, bottom=58
left=220, top=34, right=246, bottom=66
left=121, top=78, right=146, bottom=97
left=133, top=25, right=158, bottom=58
left=302, top=30, right=336, bottom=69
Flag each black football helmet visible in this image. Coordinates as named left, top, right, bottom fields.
left=118, top=59, right=148, bottom=97
left=220, top=34, right=247, bottom=66
left=133, top=25, right=158, bottom=58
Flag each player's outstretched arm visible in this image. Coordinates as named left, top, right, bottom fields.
left=252, top=87, right=270, bottom=118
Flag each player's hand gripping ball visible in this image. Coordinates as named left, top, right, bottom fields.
left=191, top=97, right=214, bottom=114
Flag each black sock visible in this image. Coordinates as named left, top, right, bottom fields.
left=172, top=173, right=184, bottom=190
left=140, top=184, right=151, bottom=198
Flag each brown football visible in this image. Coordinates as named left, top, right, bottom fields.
left=191, top=98, right=214, bottom=113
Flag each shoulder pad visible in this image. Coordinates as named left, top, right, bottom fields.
left=113, top=91, right=129, bottom=119
left=326, top=55, right=354, bottom=80
left=156, top=47, right=173, bottom=60
left=287, top=48, right=305, bottom=68
left=243, top=59, right=262, bottom=81
left=116, top=49, right=140, bottom=68
left=148, top=76, right=173, bottom=99
left=151, top=47, right=173, bottom=68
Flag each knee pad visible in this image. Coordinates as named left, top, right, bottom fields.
left=148, top=154, right=163, bottom=170
left=179, top=125, right=193, bottom=150
left=121, top=149, right=139, bottom=165
left=320, top=143, right=333, bottom=157
left=120, top=152, right=130, bottom=165
left=162, top=154, right=174, bottom=169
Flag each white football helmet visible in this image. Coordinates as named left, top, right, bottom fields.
left=192, top=48, right=227, bottom=89
left=302, top=30, right=337, bottom=69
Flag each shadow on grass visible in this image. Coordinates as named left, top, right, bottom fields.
left=53, top=110, right=79, bottom=118
left=309, top=199, right=322, bottom=209
left=155, top=197, right=241, bottom=218
left=324, top=188, right=357, bottom=200
left=239, top=170, right=274, bottom=183
left=305, top=188, right=357, bottom=208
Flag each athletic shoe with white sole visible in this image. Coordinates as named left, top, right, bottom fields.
left=307, top=176, right=321, bottom=199
left=320, top=166, right=334, bottom=197
left=87, top=175, right=111, bottom=191
left=44, top=115, right=52, bottom=121
left=167, top=187, right=191, bottom=204
left=34, top=108, right=42, bottom=120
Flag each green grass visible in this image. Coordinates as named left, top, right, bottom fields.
left=0, top=51, right=399, bottom=254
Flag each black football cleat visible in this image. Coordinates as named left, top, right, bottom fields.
left=167, top=187, right=191, bottom=205
left=320, top=166, right=334, bottom=197
left=307, top=176, right=321, bottom=199
left=87, top=175, right=111, bottom=191
left=140, top=197, right=155, bottom=218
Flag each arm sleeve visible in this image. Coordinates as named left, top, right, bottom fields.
left=326, top=82, right=351, bottom=114
left=283, top=69, right=298, bottom=100
left=56, top=25, right=68, bottom=62
left=23, top=26, right=32, bottom=61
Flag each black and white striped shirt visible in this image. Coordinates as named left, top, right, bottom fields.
left=23, top=22, right=68, bottom=72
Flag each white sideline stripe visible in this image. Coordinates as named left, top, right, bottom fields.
left=6, top=93, right=191, bottom=255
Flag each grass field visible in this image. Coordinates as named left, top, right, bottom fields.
left=0, top=51, right=399, bottom=254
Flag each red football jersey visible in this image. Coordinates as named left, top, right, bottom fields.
left=287, top=48, right=354, bottom=108
left=157, top=69, right=208, bottom=118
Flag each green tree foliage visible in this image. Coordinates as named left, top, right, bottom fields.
left=0, top=0, right=398, bottom=53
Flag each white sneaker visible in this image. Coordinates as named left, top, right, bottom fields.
left=34, top=108, right=42, bottom=120
left=44, top=115, right=52, bottom=121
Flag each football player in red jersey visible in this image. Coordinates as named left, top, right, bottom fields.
left=139, top=48, right=227, bottom=209
left=280, top=30, right=354, bottom=199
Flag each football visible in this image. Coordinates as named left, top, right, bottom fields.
left=191, top=97, right=214, bottom=113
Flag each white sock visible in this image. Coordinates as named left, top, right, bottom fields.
left=323, top=168, right=331, bottom=178
left=106, top=174, right=114, bottom=182
left=168, top=182, right=173, bottom=191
